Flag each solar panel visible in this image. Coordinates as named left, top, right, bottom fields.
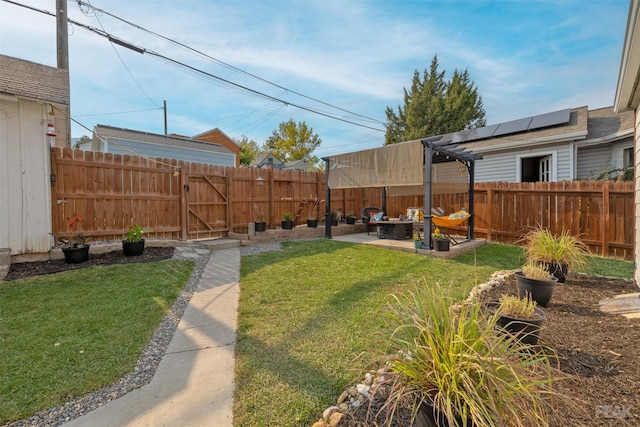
left=492, top=117, right=533, bottom=137
left=529, top=108, right=571, bottom=130
left=451, top=129, right=471, bottom=143
left=464, top=124, right=499, bottom=141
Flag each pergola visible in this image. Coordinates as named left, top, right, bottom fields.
left=323, top=136, right=483, bottom=249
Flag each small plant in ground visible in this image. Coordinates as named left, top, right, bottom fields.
left=498, top=294, right=538, bottom=319
left=521, top=262, right=554, bottom=281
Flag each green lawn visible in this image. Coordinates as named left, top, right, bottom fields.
left=234, top=240, right=633, bottom=426
left=0, top=260, right=194, bottom=423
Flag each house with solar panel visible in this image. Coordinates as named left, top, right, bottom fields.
left=434, top=106, right=634, bottom=183
left=91, top=124, right=237, bottom=167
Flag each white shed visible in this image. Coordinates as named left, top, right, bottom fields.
left=0, top=55, right=70, bottom=259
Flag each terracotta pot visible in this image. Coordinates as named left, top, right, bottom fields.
left=515, top=271, right=558, bottom=307
left=62, top=245, right=90, bottom=264
left=122, top=239, right=145, bottom=257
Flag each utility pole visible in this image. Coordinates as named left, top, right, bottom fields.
left=56, top=0, right=71, bottom=147
left=56, top=0, right=68, bottom=70
left=164, top=100, right=167, bottom=135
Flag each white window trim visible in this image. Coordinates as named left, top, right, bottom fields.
left=515, top=149, right=558, bottom=182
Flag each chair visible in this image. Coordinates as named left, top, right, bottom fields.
left=361, top=206, right=383, bottom=235
left=431, top=208, right=470, bottom=245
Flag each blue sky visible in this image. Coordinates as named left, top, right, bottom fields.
left=0, top=0, right=630, bottom=156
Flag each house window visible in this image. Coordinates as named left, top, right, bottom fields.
left=623, top=147, right=634, bottom=169
left=520, top=155, right=551, bottom=182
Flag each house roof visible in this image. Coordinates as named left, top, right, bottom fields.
left=251, top=152, right=284, bottom=167
left=0, top=54, right=69, bottom=105
left=586, top=106, right=635, bottom=139
left=614, top=0, right=640, bottom=111
left=458, top=106, right=589, bottom=153
left=93, top=124, right=233, bottom=155
left=193, top=128, right=240, bottom=148
left=283, top=159, right=310, bottom=170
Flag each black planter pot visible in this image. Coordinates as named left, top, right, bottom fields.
left=486, top=301, right=546, bottom=345
left=62, top=245, right=90, bottom=264
left=331, top=219, right=338, bottom=226
left=123, top=239, right=145, bottom=257
left=306, top=219, right=318, bottom=228
left=433, top=239, right=450, bottom=252
left=255, top=221, right=266, bottom=232
left=281, top=220, right=294, bottom=230
left=515, top=271, right=559, bottom=307
left=539, top=261, right=568, bottom=283
left=416, top=401, right=473, bottom=427
left=346, top=216, right=356, bottom=225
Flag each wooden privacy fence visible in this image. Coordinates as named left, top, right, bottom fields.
left=385, top=181, right=635, bottom=260
left=50, top=148, right=634, bottom=259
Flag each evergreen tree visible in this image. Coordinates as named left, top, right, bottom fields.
left=385, top=55, right=486, bottom=145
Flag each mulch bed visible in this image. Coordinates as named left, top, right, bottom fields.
left=338, top=273, right=640, bottom=426
left=4, top=247, right=175, bottom=281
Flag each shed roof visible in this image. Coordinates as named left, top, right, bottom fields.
left=0, top=54, right=69, bottom=105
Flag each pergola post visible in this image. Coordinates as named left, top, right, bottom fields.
left=323, top=157, right=332, bottom=239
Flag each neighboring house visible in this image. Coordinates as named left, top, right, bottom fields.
left=192, top=128, right=241, bottom=167
left=433, top=105, right=633, bottom=183
left=251, top=152, right=285, bottom=169
left=91, top=124, right=236, bottom=167
left=0, top=54, right=70, bottom=257
left=284, top=158, right=313, bottom=171
left=614, top=0, right=640, bottom=285
left=250, top=152, right=313, bottom=170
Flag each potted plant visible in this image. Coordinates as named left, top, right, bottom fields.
left=515, top=262, right=559, bottom=307
left=432, top=227, right=449, bottom=251
left=281, top=212, right=294, bottom=230
left=413, top=232, right=422, bottom=249
left=345, top=211, right=357, bottom=225
left=519, top=227, right=588, bottom=282
left=381, top=283, right=559, bottom=427
left=58, top=216, right=91, bottom=264
left=305, top=196, right=321, bottom=228
left=330, top=210, right=339, bottom=226
left=254, top=203, right=266, bottom=232
left=122, top=223, right=149, bottom=256
left=486, top=294, right=546, bottom=345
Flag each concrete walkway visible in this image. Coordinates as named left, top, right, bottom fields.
left=63, top=241, right=240, bottom=427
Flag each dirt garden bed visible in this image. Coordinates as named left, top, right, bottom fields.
left=337, top=273, right=639, bottom=426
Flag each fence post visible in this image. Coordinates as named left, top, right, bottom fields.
left=486, top=185, right=492, bottom=241
left=602, top=183, right=610, bottom=257
left=180, top=169, right=188, bottom=241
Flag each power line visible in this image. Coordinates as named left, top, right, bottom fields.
left=3, top=0, right=385, bottom=132
left=80, top=1, right=160, bottom=108
left=74, top=0, right=385, bottom=126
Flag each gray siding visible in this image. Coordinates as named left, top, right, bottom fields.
left=577, top=146, right=611, bottom=179
left=107, top=139, right=236, bottom=167
left=473, top=144, right=572, bottom=182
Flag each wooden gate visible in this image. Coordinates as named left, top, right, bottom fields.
left=184, top=173, right=229, bottom=240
